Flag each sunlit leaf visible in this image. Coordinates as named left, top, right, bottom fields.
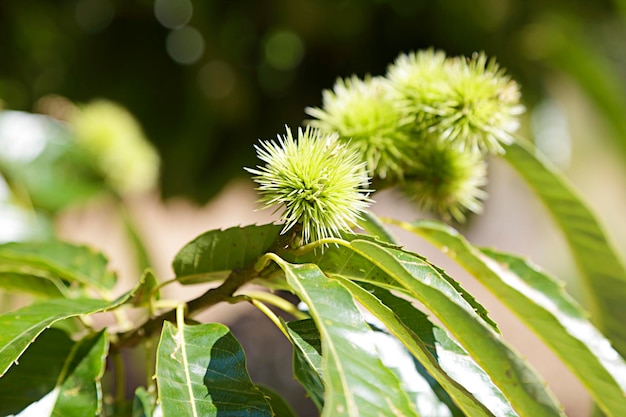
left=0, top=329, right=107, bottom=417
left=503, top=138, right=626, bottom=357
left=155, top=321, right=273, bottom=417
left=341, top=239, right=565, bottom=417
left=172, top=224, right=282, bottom=284
left=280, top=233, right=499, bottom=333
left=401, top=219, right=626, bottom=416
left=367, top=316, right=460, bottom=417
left=273, top=256, right=421, bottom=417
left=336, top=277, right=512, bottom=417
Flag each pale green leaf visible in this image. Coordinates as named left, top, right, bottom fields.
left=402, top=219, right=626, bottom=417
left=272, top=256, right=421, bottom=417
left=172, top=224, right=282, bottom=284
left=503, top=139, right=626, bottom=356
left=0, top=329, right=108, bottom=417
left=155, top=321, right=273, bottom=417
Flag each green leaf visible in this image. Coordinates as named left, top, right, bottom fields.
left=0, top=271, right=66, bottom=299
left=272, top=256, right=421, bottom=417
left=401, top=219, right=626, bottom=416
left=52, top=331, right=108, bottom=416
left=172, top=224, right=282, bottom=284
left=358, top=210, right=399, bottom=244
left=503, top=139, right=626, bottom=356
left=0, top=295, right=131, bottom=378
left=335, top=278, right=513, bottom=417
left=130, top=270, right=159, bottom=307
left=344, top=239, right=565, bottom=417
left=367, top=316, right=462, bottom=417
left=281, top=234, right=499, bottom=333
left=155, top=321, right=273, bottom=417
left=0, top=328, right=73, bottom=415
left=0, top=329, right=108, bottom=416
left=285, top=319, right=324, bottom=411
left=257, top=385, right=298, bottom=417
left=0, top=240, right=117, bottom=292
left=482, top=250, right=626, bottom=416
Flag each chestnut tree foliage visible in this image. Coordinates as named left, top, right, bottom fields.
left=1, top=50, right=626, bottom=417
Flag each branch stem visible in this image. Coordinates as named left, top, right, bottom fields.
left=113, top=265, right=259, bottom=350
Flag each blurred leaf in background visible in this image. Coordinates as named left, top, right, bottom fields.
left=0, top=0, right=625, bottom=203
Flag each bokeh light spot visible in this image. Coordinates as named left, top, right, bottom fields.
left=263, top=30, right=304, bottom=71
left=166, top=26, right=205, bottom=65
left=154, top=0, right=193, bottom=29
left=0, top=111, right=48, bottom=164
left=198, top=61, right=236, bottom=99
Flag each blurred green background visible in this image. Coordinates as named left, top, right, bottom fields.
left=2, top=0, right=625, bottom=203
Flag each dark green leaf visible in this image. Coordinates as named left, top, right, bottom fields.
left=0, top=295, right=131, bottom=377
left=257, top=385, right=298, bottom=417
left=0, top=240, right=116, bottom=292
left=0, top=328, right=73, bottom=415
left=53, top=331, right=108, bottom=416
left=273, top=256, right=421, bottom=417
left=503, top=138, right=626, bottom=357
left=172, top=224, right=282, bottom=284
left=402, top=219, right=626, bottom=416
left=0, top=329, right=108, bottom=416
left=155, top=321, right=273, bottom=417
left=285, top=319, right=324, bottom=411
